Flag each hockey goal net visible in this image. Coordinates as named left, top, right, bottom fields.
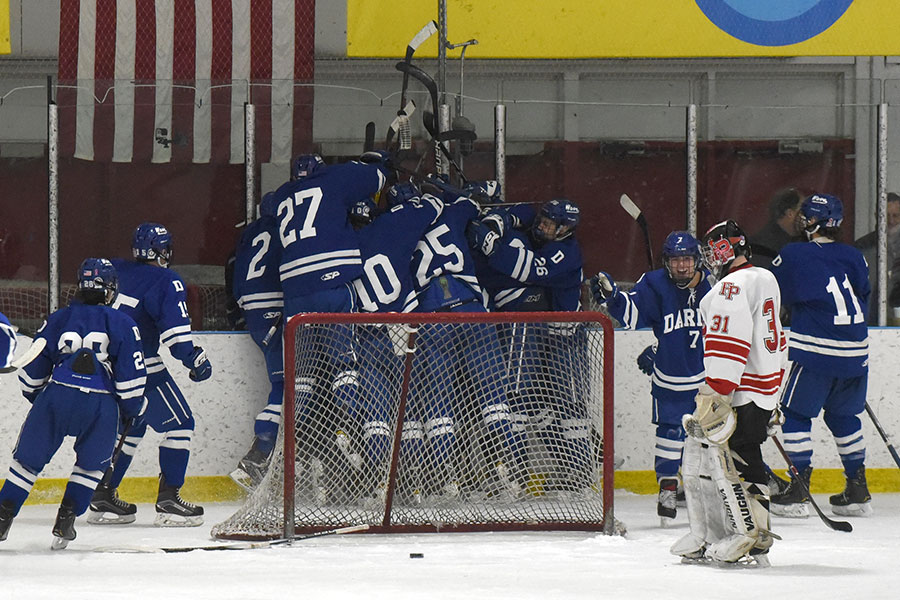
left=213, top=311, right=616, bottom=540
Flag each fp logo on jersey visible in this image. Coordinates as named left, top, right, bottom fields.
left=719, top=282, right=741, bottom=299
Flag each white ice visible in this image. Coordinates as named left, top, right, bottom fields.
left=1, top=492, right=897, bottom=599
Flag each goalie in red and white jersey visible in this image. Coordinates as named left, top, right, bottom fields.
left=671, top=219, right=786, bottom=567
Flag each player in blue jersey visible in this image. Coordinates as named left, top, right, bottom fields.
left=88, top=223, right=212, bottom=527
left=591, top=231, right=713, bottom=524
left=470, top=198, right=594, bottom=496
left=770, top=193, right=873, bottom=517
left=0, top=259, right=146, bottom=549
left=349, top=183, right=446, bottom=504
left=404, top=181, right=521, bottom=501
left=0, top=311, right=15, bottom=369
left=228, top=192, right=285, bottom=491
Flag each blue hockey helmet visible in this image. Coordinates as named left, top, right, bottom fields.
left=132, top=222, right=173, bottom=267
left=464, top=180, right=502, bottom=203
left=259, top=191, right=278, bottom=219
left=799, top=193, right=843, bottom=240
left=533, top=199, right=580, bottom=243
left=700, top=220, right=750, bottom=280
left=386, top=181, right=421, bottom=209
left=291, top=154, right=324, bottom=181
left=78, top=257, right=118, bottom=304
left=662, top=231, right=702, bottom=288
left=349, top=198, right=378, bottom=229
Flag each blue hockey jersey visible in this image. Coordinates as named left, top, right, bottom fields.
left=18, top=300, right=146, bottom=416
left=772, top=240, right=869, bottom=377
left=478, top=227, right=584, bottom=312
left=406, top=195, right=485, bottom=312
left=353, top=194, right=443, bottom=313
left=232, top=215, right=283, bottom=333
left=0, top=311, right=15, bottom=369
left=606, top=269, right=712, bottom=402
left=272, top=161, right=388, bottom=300
left=110, top=259, right=195, bottom=375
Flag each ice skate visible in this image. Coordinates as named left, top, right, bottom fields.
left=0, top=499, right=15, bottom=542
left=657, top=478, right=678, bottom=526
left=155, top=474, right=204, bottom=527
left=770, top=466, right=811, bottom=518
left=230, top=443, right=270, bottom=492
left=87, top=483, right=137, bottom=524
left=51, top=501, right=77, bottom=550
left=830, top=465, right=873, bottom=517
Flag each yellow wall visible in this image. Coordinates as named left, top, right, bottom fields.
left=348, top=1, right=900, bottom=58
left=1, top=0, right=11, bottom=55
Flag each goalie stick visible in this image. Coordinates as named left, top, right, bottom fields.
left=97, top=524, right=371, bottom=553
left=771, top=436, right=852, bottom=533
left=619, top=194, right=654, bottom=270
left=865, top=402, right=900, bottom=469
left=0, top=336, right=47, bottom=373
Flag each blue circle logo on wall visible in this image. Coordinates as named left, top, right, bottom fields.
left=695, top=0, right=855, bottom=46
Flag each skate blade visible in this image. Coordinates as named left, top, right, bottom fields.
left=50, top=536, right=71, bottom=551
left=771, top=502, right=810, bottom=518
left=154, top=513, right=204, bottom=528
left=832, top=502, right=873, bottom=517
left=713, top=555, right=771, bottom=569
left=229, top=468, right=255, bottom=492
left=87, top=511, right=136, bottom=525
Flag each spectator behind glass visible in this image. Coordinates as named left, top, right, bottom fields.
left=749, top=188, right=804, bottom=270
left=854, top=192, right=900, bottom=324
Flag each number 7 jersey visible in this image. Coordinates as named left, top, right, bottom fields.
left=699, top=263, right=787, bottom=410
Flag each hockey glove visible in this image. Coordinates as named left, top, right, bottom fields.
left=766, top=406, right=785, bottom=437
left=185, top=346, right=212, bottom=382
left=466, top=221, right=502, bottom=257
left=636, top=344, right=656, bottom=376
left=683, top=384, right=736, bottom=445
left=481, top=211, right=511, bottom=238
left=589, top=272, right=617, bottom=304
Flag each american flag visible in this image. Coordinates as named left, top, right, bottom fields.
left=57, top=0, right=315, bottom=164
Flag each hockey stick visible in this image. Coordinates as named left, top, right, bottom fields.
left=261, top=314, right=283, bottom=348
left=771, top=436, right=852, bottom=533
left=364, top=121, right=376, bottom=152
left=386, top=100, right=416, bottom=151
left=619, top=194, right=654, bottom=270
left=865, top=402, right=900, bottom=469
left=399, top=21, right=438, bottom=116
left=0, top=336, right=47, bottom=373
left=161, top=524, right=371, bottom=553
left=388, top=21, right=437, bottom=152
left=94, top=524, right=371, bottom=553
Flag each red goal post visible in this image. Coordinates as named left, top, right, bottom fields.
left=213, top=311, right=617, bottom=541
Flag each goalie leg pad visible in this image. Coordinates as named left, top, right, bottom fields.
left=671, top=438, right=727, bottom=557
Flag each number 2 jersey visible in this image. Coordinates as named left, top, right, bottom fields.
left=110, top=259, right=196, bottom=375
left=699, top=263, right=786, bottom=410
left=18, top=300, right=146, bottom=416
left=772, top=240, right=869, bottom=377
left=606, top=269, right=712, bottom=404
left=232, top=215, right=283, bottom=333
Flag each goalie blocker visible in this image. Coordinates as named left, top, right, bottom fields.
left=212, top=311, right=618, bottom=540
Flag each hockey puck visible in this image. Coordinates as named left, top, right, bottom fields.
left=409, top=552, right=424, bottom=559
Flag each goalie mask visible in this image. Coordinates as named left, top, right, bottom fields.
left=132, top=222, right=173, bottom=267
left=533, top=199, right=580, bottom=243
left=662, top=231, right=702, bottom=289
left=799, top=193, right=843, bottom=240
left=78, top=257, right=118, bottom=305
left=700, top=220, right=750, bottom=281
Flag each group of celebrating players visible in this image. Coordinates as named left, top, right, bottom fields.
left=0, top=147, right=874, bottom=565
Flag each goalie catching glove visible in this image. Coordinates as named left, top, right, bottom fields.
left=589, top=271, right=617, bottom=304
left=183, top=346, right=212, bottom=382
left=682, top=384, right=736, bottom=445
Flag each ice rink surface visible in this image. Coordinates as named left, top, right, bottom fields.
left=0, top=491, right=897, bottom=599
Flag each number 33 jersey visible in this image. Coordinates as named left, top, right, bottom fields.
left=772, top=240, right=870, bottom=377
left=699, top=263, right=787, bottom=410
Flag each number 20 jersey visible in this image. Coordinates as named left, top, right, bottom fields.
left=772, top=240, right=869, bottom=377
left=699, top=263, right=786, bottom=411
